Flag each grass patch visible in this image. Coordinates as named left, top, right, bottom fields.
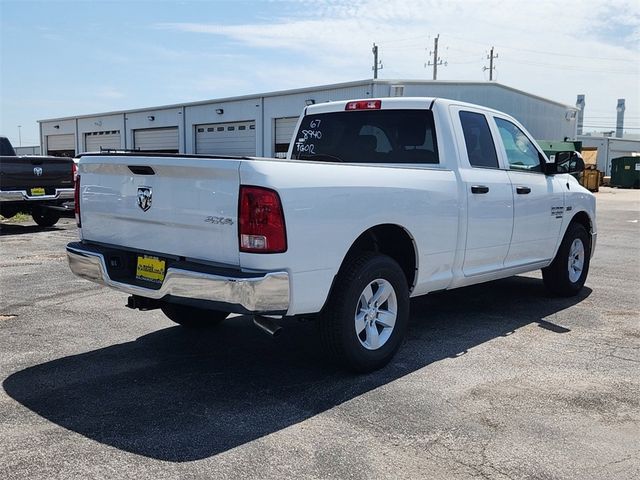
left=0, top=212, right=30, bottom=223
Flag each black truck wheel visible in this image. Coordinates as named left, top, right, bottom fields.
left=31, top=208, right=61, bottom=227
left=319, top=252, right=410, bottom=372
left=542, top=222, right=591, bottom=297
left=160, top=303, right=229, bottom=328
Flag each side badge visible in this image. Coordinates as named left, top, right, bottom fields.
left=137, top=187, right=152, bottom=212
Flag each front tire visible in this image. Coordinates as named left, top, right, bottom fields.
left=31, top=208, right=60, bottom=227
left=542, top=223, right=591, bottom=297
left=319, top=252, right=410, bottom=372
left=160, top=303, right=229, bottom=328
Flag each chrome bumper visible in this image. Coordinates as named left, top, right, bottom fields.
left=0, top=188, right=74, bottom=202
left=66, top=244, right=290, bottom=313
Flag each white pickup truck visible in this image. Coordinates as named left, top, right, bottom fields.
left=67, top=97, right=596, bottom=371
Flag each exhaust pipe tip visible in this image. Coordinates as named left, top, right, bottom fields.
left=253, top=315, right=283, bottom=337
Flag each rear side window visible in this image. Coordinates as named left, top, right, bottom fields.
left=291, top=109, right=439, bottom=164
left=459, top=111, right=498, bottom=168
left=1, top=137, right=16, bottom=156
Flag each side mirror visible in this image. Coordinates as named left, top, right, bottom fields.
left=545, top=151, right=585, bottom=175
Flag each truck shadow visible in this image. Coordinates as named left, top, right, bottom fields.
left=3, top=276, right=590, bottom=462
left=0, top=223, right=62, bottom=236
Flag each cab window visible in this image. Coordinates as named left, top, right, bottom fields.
left=495, top=118, right=541, bottom=172
left=291, top=110, right=439, bottom=164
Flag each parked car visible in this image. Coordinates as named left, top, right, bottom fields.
left=0, top=136, right=75, bottom=226
left=66, top=97, right=596, bottom=371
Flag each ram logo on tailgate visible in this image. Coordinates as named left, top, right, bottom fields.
left=137, top=187, right=152, bottom=212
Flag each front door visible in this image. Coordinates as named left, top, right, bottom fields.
left=493, top=117, right=564, bottom=267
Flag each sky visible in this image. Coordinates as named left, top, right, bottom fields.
left=1, top=0, right=639, bottom=147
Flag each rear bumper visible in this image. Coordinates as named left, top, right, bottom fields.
left=66, top=243, right=290, bottom=314
left=0, top=188, right=74, bottom=202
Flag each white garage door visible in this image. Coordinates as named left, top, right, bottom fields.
left=195, top=121, right=256, bottom=156
left=85, top=130, right=121, bottom=152
left=47, top=134, right=75, bottom=156
left=134, top=127, right=179, bottom=153
left=274, top=117, right=299, bottom=158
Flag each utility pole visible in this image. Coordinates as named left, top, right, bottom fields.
left=427, top=34, right=446, bottom=80
left=17, top=125, right=22, bottom=147
left=483, top=47, right=498, bottom=81
left=372, top=43, right=383, bottom=79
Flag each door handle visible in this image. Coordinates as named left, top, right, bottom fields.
left=471, top=185, right=489, bottom=194
left=516, top=186, right=531, bottom=194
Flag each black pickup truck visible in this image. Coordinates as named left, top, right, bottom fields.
left=0, top=136, right=75, bottom=227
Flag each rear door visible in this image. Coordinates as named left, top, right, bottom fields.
left=492, top=116, right=564, bottom=266
left=452, top=107, right=514, bottom=276
left=79, top=155, right=242, bottom=265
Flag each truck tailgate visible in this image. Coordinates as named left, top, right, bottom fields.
left=0, top=156, right=74, bottom=191
left=79, top=155, right=242, bottom=266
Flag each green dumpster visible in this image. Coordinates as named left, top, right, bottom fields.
left=610, top=157, right=640, bottom=189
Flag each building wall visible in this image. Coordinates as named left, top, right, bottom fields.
left=396, top=83, right=577, bottom=140
left=41, top=119, right=76, bottom=155
left=14, top=146, right=41, bottom=155
left=185, top=98, right=262, bottom=154
left=578, top=136, right=640, bottom=175
left=77, top=114, right=126, bottom=151
left=39, top=80, right=576, bottom=158
left=125, top=108, right=184, bottom=152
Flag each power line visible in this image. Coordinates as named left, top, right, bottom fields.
left=444, top=33, right=638, bottom=62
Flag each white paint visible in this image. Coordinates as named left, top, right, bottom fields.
left=76, top=97, right=597, bottom=316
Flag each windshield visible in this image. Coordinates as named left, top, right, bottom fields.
left=290, top=109, right=439, bottom=164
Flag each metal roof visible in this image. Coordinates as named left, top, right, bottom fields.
left=38, top=79, right=576, bottom=123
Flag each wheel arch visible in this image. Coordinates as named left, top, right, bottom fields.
left=338, top=223, right=418, bottom=292
left=569, top=210, right=593, bottom=233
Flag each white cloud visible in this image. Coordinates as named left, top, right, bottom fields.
left=96, top=87, right=126, bottom=100
left=155, top=0, right=640, bottom=132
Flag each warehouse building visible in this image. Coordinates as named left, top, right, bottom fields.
left=38, top=79, right=578, bottom=158
left=577, top=135, right=640, bottom=176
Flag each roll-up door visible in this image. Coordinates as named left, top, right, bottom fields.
left=47, top=134, right=75, bottom=157
left=274, top=117, right=298, bottom=158
left=85, top=130, right=121, bottom=152
left=133, top=127, right=179, bottom=153
left=195, top=121, right=256, bottom=156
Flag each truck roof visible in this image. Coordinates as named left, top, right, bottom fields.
left=304, top=97, right=509, bottom=116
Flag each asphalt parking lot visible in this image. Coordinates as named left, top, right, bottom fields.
left=1, top=187, right=638, bottom=480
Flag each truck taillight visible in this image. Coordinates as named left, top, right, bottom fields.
left=345, top=100, right=381, bottom=110
left=74, top=175, right=81, bottom=227
left=239, top=186, right=287, bottom=253
left=72, top=162, right=78, bottom=183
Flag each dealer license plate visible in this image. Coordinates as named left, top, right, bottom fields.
left=136, top=256, right=166, bottom=283
left=30, top=187, right=45, bottom=196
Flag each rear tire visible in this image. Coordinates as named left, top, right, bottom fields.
left=31, top=208, right=60, bottom=227
left=542, top=222, right=591, bottom=297
left=319, top=252, right=410, bottom=373
left=160, top=303, right=229, bottom=328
